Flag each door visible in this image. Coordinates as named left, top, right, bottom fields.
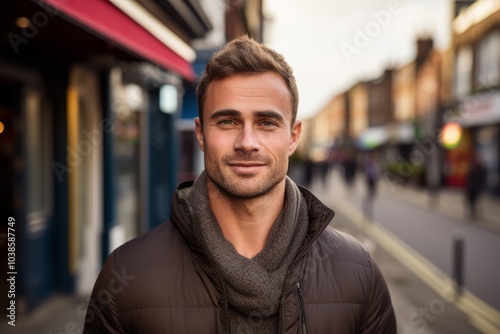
left=67, top=67, right=103, bottom=295
left=23, top=84, right=54, bottom=310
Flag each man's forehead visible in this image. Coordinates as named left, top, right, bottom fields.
left=209, top=72, right=287, bottom=90
left=203, top=73, right=293, bottom=116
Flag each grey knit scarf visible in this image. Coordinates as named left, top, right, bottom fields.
left=186, top=172, right=309, bottom=333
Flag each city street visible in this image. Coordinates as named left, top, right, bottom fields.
left=4, top=1, right=500, bottom=333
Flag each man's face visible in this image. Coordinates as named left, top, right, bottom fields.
left=195, top=72, right=301, bottom=199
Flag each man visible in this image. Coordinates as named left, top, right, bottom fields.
left=343, top=150, right=358, bottom=188
left=363, top=153, right=379, bottom=219
left=465, top=155, right=487, bottom=220
left=84, top=36, right=396, bottom=333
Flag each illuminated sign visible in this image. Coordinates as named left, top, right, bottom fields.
left=440, top=122, right=462, bottom=149
left=160, top=84, right=178, bottom=114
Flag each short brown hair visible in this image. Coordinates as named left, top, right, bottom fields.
left=196, top=35, right=299, bottom=125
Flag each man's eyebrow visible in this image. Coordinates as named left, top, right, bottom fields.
left=209, top=109, right=285, bottom=122
left=254, top=111, right=285, bottom=122
left=209, top=109, right=241, bottom=120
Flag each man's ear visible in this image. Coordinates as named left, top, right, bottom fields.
left=194, top=117, right=205, bottom=152
left=289, top=120, right=302, bottom=155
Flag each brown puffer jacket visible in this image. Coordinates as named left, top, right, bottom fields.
left=84, top=181, right=397, bottom=333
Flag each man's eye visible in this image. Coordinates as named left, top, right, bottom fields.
left=218, top=119, right=235, bottom=125
left=261, top=120, right=277, bottom=127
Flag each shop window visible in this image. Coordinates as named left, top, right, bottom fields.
left=111, top=77, right=147, bottom=242
left=454, top=45, right=473, bottom=99
left=476, top=29, right=500, bottom=88
left=476, top=126, right=499, bottom=191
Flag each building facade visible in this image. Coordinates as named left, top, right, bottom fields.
left=0, top=0, right=210, bottom=312
left=443, top=0, right=500, bottom=191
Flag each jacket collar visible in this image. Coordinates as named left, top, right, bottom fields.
left=169, top=178, right=335, bottom=263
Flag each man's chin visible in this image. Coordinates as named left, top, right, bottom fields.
left=209, top=178, right=265, bottom=198
left=206, top=170, right=285, bottom=198
left=222, top=183, right=268, bottom=199
left=223, top=178, right=284, bottom=199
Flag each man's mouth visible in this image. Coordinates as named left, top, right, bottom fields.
left=229, top=162, right=266, bottom=167
left=228, top=162, right=266, bottom=173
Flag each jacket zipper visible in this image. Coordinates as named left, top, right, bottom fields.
left=279, top=215, right=332, bottom=333
left=296, top=281, right=308, bottom=334
left=220, top=274, right=230, bottom=333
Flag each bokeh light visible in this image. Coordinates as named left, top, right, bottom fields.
left=440, top=122, right=462, bottom=149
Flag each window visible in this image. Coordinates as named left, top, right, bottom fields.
left=454, top=45, right=473, bottom=99
left=476, top=29, right=500, bottom=88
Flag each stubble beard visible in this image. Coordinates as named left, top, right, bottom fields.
left=205, top=156, right=288, bottom=199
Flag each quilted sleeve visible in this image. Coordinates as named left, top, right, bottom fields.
left=83, top=251, right=126, bottom=334
left=360, top=254, right=397, bottom=334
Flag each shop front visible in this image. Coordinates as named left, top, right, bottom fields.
left=442, top=91, right=500, bottom=191
left=0, top=0, right=203, bottom=311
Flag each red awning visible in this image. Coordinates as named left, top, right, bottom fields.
left=42, top=0, right=195, bottom=81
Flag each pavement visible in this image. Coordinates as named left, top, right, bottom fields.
left=328, top=209, right=482, bottom=334
left=0, top=294, right=87, bottom=334
left=308, top=169, right=500, bottom=334
left=376, top=172, right=500, bottom=234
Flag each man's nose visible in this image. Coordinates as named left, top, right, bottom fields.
left=234, top=124, right=260, bottom=152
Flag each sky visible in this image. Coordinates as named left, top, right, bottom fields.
left=264, top=0, right=453, bottom=119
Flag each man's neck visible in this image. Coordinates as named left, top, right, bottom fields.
left=207, top=180, right=286, bottom=259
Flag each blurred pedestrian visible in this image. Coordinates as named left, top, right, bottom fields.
left=363, top=153, right=379, bottom=218
left=343, top=151, right=357, bottom=188
left=465, top=155, right=487, bottom=220
left=84, top=36, right=396, bottom=333
left=303, top=154, right=315, bottom=188
left=320, top=158, right=330, bottom=184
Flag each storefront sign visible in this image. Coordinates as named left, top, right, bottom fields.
left=358, top=126, right=389, bottom=149
left=447, top=91, right=500, bottom=127
left=357, top=123, right=416, bottom=149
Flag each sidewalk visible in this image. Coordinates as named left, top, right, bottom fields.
left=308, top=169, right=500, bottom=334
left=377, top=175, right=500, bottom=234
left=319, top=199, right=483, bottom=334
left=0, top=294, right=87, bottom=334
